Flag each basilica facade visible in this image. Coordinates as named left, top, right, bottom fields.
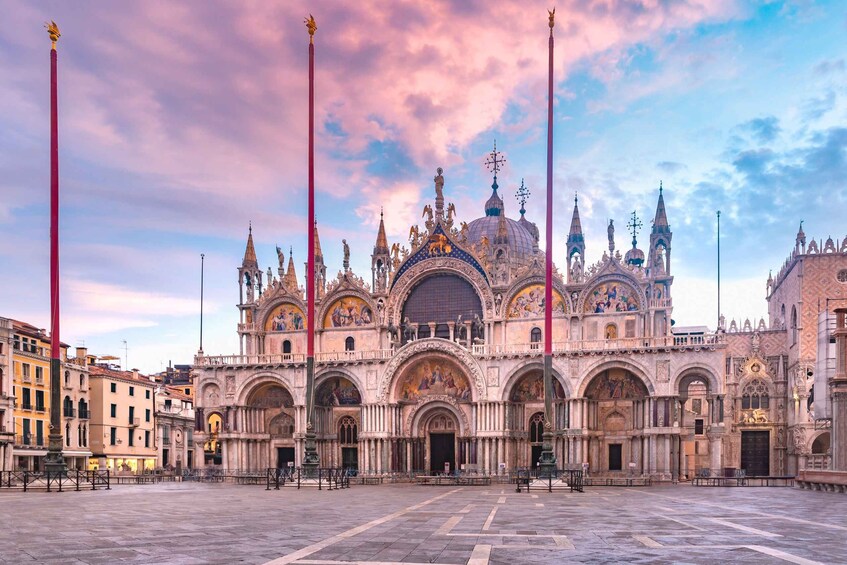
left=193, top=169, right=847, bottom=480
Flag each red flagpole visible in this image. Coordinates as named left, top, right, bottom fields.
left=50, top=40, right=60, bottom=360
left=544, top=20, right=554, bottom=358
left=46, top=21, right=65, bottom=473
left=539, top=8, right=557, bottom=475
left=307, top=31, right=315, bottom=358
left=303, top=15, right=319, bottom=470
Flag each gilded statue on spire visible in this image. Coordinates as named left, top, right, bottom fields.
left=305, top=14, right=317, bottom=43
left=45, top=20, right=61, bottom=50
left=548, top=7, right=555, bottom=30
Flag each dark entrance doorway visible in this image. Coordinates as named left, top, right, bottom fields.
left=342, top=447, right=358, bottom=471
left=531, top=445, right=543, bottom=468
left=741, top=431, right=770, bottom=476
left=430, top=433, right=455, bottom=474
left=608, top=443, right=623, bottom=471
left=276, top=447, right=295, bottom=469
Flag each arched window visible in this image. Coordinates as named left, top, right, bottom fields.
left=339, top=416, right=358, bottom=445
left=64, top=370, right=70, bottom=387
left=77, top=424, right=82, bottom=447
left=79, top=373, right=85, bottom=388
left=77, top=398, right=87, bottom=419
left=529, top=412, right=545, bottom=444
left=63, top=396, right=73, bottom=417
left=345, top=336, right=355, bottom=352
left=530, top=327, right=542, bottom=349
left=65, top=423, right=71, bottom=446
left=741, top=379, right=770, bottom=410
left=282, top=340, right=292, bottom=355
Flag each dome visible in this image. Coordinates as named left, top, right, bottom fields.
left=624, top=246, right=645, bottom=266
left=466, top=215, right=538, bottom=262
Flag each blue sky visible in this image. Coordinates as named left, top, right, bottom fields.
left=0, top=0, right=845, bottom=373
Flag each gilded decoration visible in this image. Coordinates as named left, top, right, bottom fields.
left=510, top=373, right=565, bottom=402
left=396, top=357, right=472, bottom=403
left=265, top=303, right=306, bottom=332
left=316, top=377, right=362, bottom=406
left=585, top=369, right=648, bottom=400
left=248, top=384, right=293, bottom=408
left=323, top=296, right=374, bottom=328
left=378, top=339, right=486, bottom=402
left=584, top=281, right=640, bottom=313
left=507, top=285, right=566, bottom=318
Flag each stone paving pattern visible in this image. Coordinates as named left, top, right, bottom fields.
left=1, top=483, right=846, bottom=564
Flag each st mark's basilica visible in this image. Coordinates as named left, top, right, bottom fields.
left=193, top=157, right=847, bottom=480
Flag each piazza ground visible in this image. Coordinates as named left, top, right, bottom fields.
left=0, top=484, right=845, bottom=564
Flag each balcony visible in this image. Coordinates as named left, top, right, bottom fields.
left=78, top=410, right=90, bottom=420
left=162, top=435, right=171, bottom=446
left=64, top=407, right=76, bottom=418
left=195, top=333, right=724, bottom=368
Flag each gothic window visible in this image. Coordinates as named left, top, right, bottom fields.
left=64, top=370, right=70, bottom=387
left=741, top=379, right=770, bottom=410
left=530, top=327, right=542, bottom=349
left=63, top=396, right=73, bottom=417
left=339, top=416, right=358, bottom=445
left=345, top=336, right=355, bottom=352
left=529, top=412, right=545, bottom=444
left=282, top=340, right=292, bottom=354
left=791, top=306, right=798, bottom=345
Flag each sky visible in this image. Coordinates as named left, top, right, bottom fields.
left=1, top=1, right=845, bottom=374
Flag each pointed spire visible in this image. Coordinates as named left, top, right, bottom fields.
left=495, top=207, right=509, bottom=244
left=242, top=223, right=258, bottom=269
left=567, top=193, right=584, bottom=244
left=651, top=181, right=670, bottom=234
left=313, top=220, right=323, bottom=262
left=374, top=208, right=389, bottom=253
left=285, top=246, right=298, bottom=290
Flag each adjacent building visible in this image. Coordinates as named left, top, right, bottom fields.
left=0, top=318, right=14, bottom=471
left=155, top=385, right=196, bottom=471
left=5, top=318, right=91, bottom=471
left=88, top=365, right=157, bottom=473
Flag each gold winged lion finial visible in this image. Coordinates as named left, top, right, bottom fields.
left=305, top=14, right=317, bottom=43
left=45, top=20, right=61, bottom=50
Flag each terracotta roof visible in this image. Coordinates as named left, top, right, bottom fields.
left=88, top=364, right=155, bottom=386
left=163, top=385, right=193, bottom=402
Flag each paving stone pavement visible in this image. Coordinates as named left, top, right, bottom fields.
left=1, top=482, right=846, bottom=564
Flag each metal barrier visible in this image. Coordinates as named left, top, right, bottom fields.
left=512, top=468, right=584, bottom=493
left=265, top=467, right=351, bottom=490
left=0, top=470, right=110, bottom=492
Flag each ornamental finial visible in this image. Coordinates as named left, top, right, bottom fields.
left=548, top=7, right=555, bottom=31
left=45, top=20, right=61, bottom=50
left=305, top=14, right=317, bottom=44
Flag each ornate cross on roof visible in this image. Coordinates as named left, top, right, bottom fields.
left=515, top=178, right=530, bottom=216
left=484, top=140, right=506, bottom=177
left=627, top=210, right=643, bottom=247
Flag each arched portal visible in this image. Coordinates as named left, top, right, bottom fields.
left=583, top=369, right=649, bottom=475
left=315, top=376, right=362, bottom=469
left=246, top=383, right=295, bottom=469
left=419, top=408, right=459, bottom=474
left=204, top=412, right=223, bottom=465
